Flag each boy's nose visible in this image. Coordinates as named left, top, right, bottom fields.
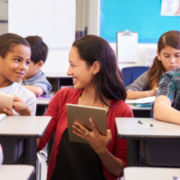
left=19, top=62, right=26, bottom=70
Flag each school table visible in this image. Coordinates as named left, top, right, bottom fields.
left=36, top=92, right=55, bottom=106
left=45, top=72, right=73, bottom=91
left=127, top=103, right=151, bottom=117
left=0, top=165, right=34, bottom=180
left=0, top=116, right=51, bottom=180
left=124, top=167, right=180, bottom=180
left=115, top=117, right=180, bottom=166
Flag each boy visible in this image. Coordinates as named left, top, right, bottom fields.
left=21, top=36, right=52, bottom=97
left=0, top=33, right=36, bottom=116
left=0, top=33, right=36, bottom=164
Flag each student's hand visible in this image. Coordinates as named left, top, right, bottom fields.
left=4, top=95, right=31, bottom=116
left=72, top=118, right=112, bottom=155
left=146, top=87, right=158, bottom=97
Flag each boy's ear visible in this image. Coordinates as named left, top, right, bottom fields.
left=36, top=60, right=44, bottom=69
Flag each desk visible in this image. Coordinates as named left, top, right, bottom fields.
left=124, top=167, right=180, bottom=180
left=36, top=92, right=55, bottom=106
left=127, top=104, right=151, bottom=117
left=0, top=165, right=34, bottom=180
left=46, top=72, right=73, bottom=91
left=0, top=116, right=51, bottom=180
left=115, top=117, right=180, bottom=166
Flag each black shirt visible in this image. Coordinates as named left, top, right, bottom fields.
left=51, top=129, right=106, bottom=180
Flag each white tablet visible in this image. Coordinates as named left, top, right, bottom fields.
left=0, top=93, right=13, bottom=112
left=66, top=103, right=107, bottom=144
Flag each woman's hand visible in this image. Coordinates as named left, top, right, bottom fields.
left=4, top=95, right=31, bottom=116
left=72, top=118, right=112, bottom=155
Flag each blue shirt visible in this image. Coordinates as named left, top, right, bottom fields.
left=22, top=70, right=52, bottom=95
left=156, top=68, right=180, bottom=110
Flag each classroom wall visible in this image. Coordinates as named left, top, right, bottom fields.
left=88, top=0, right=157, bottom=70
left=110, top=43, right=157, bottom=70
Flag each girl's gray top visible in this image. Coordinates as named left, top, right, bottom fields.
left=126, top=71, right=148, bottom=91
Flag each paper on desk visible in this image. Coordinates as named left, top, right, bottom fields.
left=0, top=114, right=6, bottom=122
left=125, top=96, right=156, bottom=104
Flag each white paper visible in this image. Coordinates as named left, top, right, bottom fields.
left=145, top=47, right=157, bottom=66
left=8, top=0, right=76, bottom=48
left=125, top=96, right=156, bottom=104
left=0, top=114, right=6, bottom=122
left=117, top=31, right=138, bottom=63
left=161, top=0, right=180, bottom=16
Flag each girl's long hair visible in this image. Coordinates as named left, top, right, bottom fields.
left=72, top=35, right=126, bottom=106
left=147, top=30, right=180, bottom=90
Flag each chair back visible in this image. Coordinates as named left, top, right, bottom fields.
left=122, top=66, right=149, bottom=87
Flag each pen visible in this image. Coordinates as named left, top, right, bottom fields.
left=138, top=120, right=153, bottom=127
left=173, top=176, right=180, bottom=180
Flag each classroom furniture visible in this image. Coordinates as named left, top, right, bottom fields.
left=36, top=92, right=54, bottom=106
left=122, top=66, right=149, bottom=87
left=124, top=167, right=180, bottom=180
left=115, top=117, right=180, bottom=167
left=127, top=103, right=151, bottom=117
left=0, top=165, right=35, bottom=180
left=46, top=72, right=73, bottom=92
left=0, top=116, right=51, bottom=180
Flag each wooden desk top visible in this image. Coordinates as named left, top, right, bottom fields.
left=0, top=116, right=51, bottom=138
left=0, top=165, right=34, bottom=180
left=115, top=117, right=180, bottom=139
left=124, top=167, right=180, bottom=180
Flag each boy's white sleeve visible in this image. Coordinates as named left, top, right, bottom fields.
left=26, top=94, right=36, bottom=116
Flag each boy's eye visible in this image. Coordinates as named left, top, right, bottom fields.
left=164, top=56, right=169, bottom=58
left=71, top=64, right=75, bottom=67
left=26, top=61, right=30, bottom=65
left=15, top=59, right=20, bottom=62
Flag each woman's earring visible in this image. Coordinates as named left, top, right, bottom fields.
left=93, top=73, right=96, bottom=75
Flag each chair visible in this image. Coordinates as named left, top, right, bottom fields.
left=122, top=66, right=149, bottom=87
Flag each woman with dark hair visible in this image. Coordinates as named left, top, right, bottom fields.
left=37, top=35, right=133, bottom=180
left=126, top=30, right=180, bottom=99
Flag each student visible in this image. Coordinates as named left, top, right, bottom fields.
left=0, top=33, right=36, bottom=164
left=153, top=31, right=180, bottom=124
left=21, top=36, right=52, bottom=97
left=126, top=30, right=180, bottom=99
left=35, top=35, right=133, bottom=180
left=0, top=33, right=36, bottom=116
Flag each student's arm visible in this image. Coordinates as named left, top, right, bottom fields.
left=24, top=85, right=44, bottom=97
left=4, top=95, right=31, bottom=116
left=154, top=95, right=180, bottom=124
left=126, top=71, right=156, bottom=99
left=127, top=88, right=157, bottom=99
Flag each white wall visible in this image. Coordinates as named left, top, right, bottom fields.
left=109, top=43, right=157, bottom=70
left=37, top=0, right=159, bottom=74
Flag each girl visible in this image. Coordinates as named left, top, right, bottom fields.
left=126, top=30, right=180, bottom=99
left=37, top=35, right=133, bottom=180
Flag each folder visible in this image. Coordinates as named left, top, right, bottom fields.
left=116, top=30, right=138, bottom=63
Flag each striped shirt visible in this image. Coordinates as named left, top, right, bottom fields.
left=156, top=68, right=180, bottom=110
